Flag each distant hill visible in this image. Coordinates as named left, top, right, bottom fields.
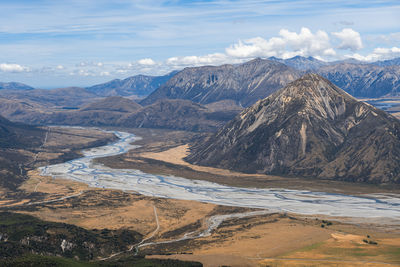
left=27, top=96, right=141, bottom=127
left=187, top=74, right=400, bottom=184
left=80, top=96, right=142, bottom=113
left=141, top=58, right=300, bottom=107
left=86, top=71, right=178, bottom=97
left=0, top=82, right=34, bottom=90
left=0, top=87, right=98, bottom=108
left=119, top=99, right=238, bottom=132
left=9, top=96, right=239, bottom=132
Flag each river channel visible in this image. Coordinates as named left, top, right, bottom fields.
left=39, top=130, right=400, bottom=220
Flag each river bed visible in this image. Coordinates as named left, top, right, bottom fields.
left=39, top=130, right=400, bottom=220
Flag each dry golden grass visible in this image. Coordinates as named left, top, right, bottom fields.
left=8, top=127, right=400, bottom=267
left=139, top=144, right=268, bottom=178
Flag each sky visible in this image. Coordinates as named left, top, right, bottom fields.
left=0, top=0, right=399, bottom=88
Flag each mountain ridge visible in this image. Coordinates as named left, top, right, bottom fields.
left=141, top=58, right=301, bottom=107
left=186, top=73, right=400, bottom=184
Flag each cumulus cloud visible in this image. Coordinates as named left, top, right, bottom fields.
left=226, top=27, right=336, bottom=59
left=138, top=58, right=156, bottom=65
left=348, top=46, right=400, bottom=61
left=44, top=28, right=400, bottom=79
left=332, top=28, right=363, bottom=51
left=0, top=63, right=30, bottom=72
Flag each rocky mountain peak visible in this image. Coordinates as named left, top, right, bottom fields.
left=187, top=73, right=400, bottom=184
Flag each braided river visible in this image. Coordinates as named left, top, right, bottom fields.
left=39, top=130, right=400, bottom=220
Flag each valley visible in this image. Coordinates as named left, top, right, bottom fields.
left=1, top=126, right=399, bottom=266
left=2, top=1, right=400, bottom=265
left=2, top=59, right=400, bottom=266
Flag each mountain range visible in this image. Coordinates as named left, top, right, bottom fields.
left=186, top=74, right=400, bottom=184
left=1, top=56, right=400, bottom=134
left=317, top=63, right=400, bottom=97
left=140, top=57, right=400, bottom=107
left=7, top=96, right=237, bottom=132
left=85, top=71, right=177, bottom=98
left=141, top=58, right=301, bottom=107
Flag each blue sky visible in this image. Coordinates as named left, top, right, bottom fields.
left=0, top=0, right=399, bottom=88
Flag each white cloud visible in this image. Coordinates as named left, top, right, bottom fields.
left=69, top=69, right=95, bottom=76
left=226, top=27, right=336, bottom=59
left=348, top=46, right=400, bottom=61
left=0, top=63, right=30, bottom=72
left=166, top=53, right=231, bottom=67
left=332, top=28, right=363, bottom=51
left=77, top=61, right=103, bottom=67
left=138, top=58, right=156, bottom=66
left=21, top=28, right=400, bottom=81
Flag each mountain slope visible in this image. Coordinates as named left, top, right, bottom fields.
left=86, top=71, right=177, bottom=97
left=186, top=73, right=400, bottom=184
left=0, top=115, right=43, bottom=148
left=141, top=58, right=300, bottom=107
left=317, top=63, right=400, bottom=97
left=0, top=115, right=45, bottom=190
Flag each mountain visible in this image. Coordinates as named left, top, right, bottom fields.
left=80, top=96, right=142, bottom=113
left=373, top=57, right=400, bottom=67
left=0, top=82, right=34, bottom=90
left=119, top=99, right=237, bottom=132
left=0, top=115, right=43, bottom=148
left=9, top=96, right=235, bottom=132
left=86, top=71, right=177, bottom=97
left=141, top=58, right=300, bottom=107
left=186, top=74, right=400, bottom=184
left=0, top=97, right=47, bottom=123
left=26, top=96, right=141, bottom=127
left=317, top=63, right=400, bottom=97
left=0, top=115, right=45, bottom=190
left=268, top=56, right=328, bottom=70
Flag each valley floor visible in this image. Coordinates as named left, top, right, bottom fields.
left=1, top=127, right=400, bottom=266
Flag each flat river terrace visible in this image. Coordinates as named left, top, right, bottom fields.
left=39, top=129, right=400, bottom=222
